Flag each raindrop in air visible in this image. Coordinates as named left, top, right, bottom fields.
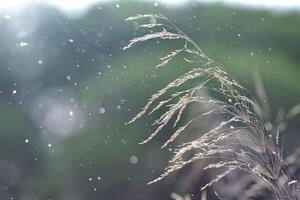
left=66, top=75, right=71, bottom=80
left=99, top=107, right=105, bottom=114
left=129, top=155, right=138, bottom=164
left=19, top=42, right=28, bottom=47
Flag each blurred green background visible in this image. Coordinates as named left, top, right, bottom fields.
left=0, top=1, right=299, bottom=199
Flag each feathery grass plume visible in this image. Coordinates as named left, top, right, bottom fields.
left=124, top=14, right=299, bottom=200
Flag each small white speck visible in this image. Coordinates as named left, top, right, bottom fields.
left=97, top=176, right=101, bottom=180
left=88, top=178, right=93, bottom=181
left=12, top=90, right=17, bottom=95
left=66, top=75, right=71, bottom=80
left=69, top=111, right=73, bottom=117
left=69, top=39, right=74, bottom=43
left=129, top=155, right=138, bottom=164
left=25, top=139, right=29, bottom=143
left=19, top=42, right=28, bottom=47
left=115, top=4, right=120, bottom=8
left=38, top=60, right=43, bottom=64
left=99, top=107, right=105, bottom=114
left=48, top=143, right=52, bottom=148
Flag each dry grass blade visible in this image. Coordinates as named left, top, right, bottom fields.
left=125, top=13, right=167, bottom=21
left=124, top=13, right=299, bottom=200
left=171, top=193, right=192, bottom=200
left=123, top=30, right=188, bottom=50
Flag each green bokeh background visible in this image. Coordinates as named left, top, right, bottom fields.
left=0, top=1, right=299, bottom=199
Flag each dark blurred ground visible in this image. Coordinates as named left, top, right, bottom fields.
left=0, top=1, right=299, bottom=200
